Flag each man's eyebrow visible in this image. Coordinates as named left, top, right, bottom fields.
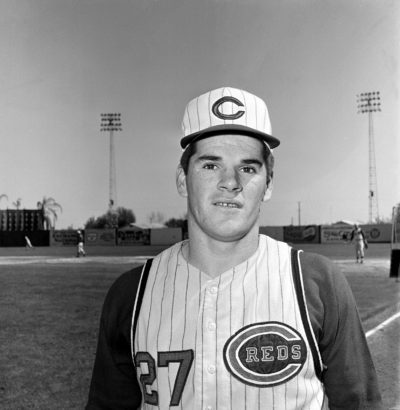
left=241, top=158, right=263, bottom=167
left=196, top=155, right=222, bottom=162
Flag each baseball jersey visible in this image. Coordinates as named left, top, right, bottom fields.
left=351, top=229, right=365, bottom=242
left=86, top=235, right=382, bottom=410
left=133, top=235, right=327, bottom=409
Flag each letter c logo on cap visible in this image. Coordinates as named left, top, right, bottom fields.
left=212, top=96, right=245, bottom=120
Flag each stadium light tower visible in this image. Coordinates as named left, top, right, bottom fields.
left=100, top=113, right=122, bottom=216
left=357, top=92, right=381, bottom=223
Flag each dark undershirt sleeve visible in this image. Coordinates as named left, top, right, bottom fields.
left=300, top=252, right=383, bottom=410
left=85, top=267, right=144, bottom=410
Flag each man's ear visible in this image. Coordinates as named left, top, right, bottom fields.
left=176, top=165, right=188, bottom=197
left=262, top=178, right=273, bottom=202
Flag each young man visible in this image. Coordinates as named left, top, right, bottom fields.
left=86, top=87, right=382, bottom=409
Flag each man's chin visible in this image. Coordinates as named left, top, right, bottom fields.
left=207, top=223, right=255, bottom=243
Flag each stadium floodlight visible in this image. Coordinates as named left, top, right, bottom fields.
left=100, top=113, right=122, bottom=132
left=356, top=92, right=381, bottom=223
left=100, top=113, right=122, bottom=220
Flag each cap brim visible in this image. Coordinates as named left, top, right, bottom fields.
left=180, top=124, right=280, bottom=149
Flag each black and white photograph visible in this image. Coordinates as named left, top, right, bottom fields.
left=0, top=1, right=399, bottom=409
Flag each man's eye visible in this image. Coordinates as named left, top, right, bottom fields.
left=203, top=163, right=218, bottom=170
left=241, top=166, right=256, bottom=174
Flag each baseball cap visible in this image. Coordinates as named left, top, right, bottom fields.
left=180, top=86, right=280, bottom=150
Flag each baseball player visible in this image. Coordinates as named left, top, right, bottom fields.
left=349, top=223, right=368, bottom=263
left=77, top=229, right=86, bottom=257
left=86, top=87, right=382, bottom=409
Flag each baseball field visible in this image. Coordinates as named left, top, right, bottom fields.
left=1, top=243, right=399, bottom=409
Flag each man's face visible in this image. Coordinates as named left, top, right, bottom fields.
left=177, top=134, right=272, bottom=242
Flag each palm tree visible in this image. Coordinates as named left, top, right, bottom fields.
left=13, top=198, right=22, bottom=209
left=37, top=197, right=62, bottom=230
left=0, top=194, right=8, bottom=209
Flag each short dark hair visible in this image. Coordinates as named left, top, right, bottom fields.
left=179, top=140, right=274, bottom=185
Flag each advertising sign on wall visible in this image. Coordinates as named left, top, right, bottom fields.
left=117, top=228, right=150, bottom=246
left=361, top=224, right=391, bottom=243
left=50, top=230, right=78, bottom=246
left=85, top=229, right=116, bottom=246
left=259, top=226, right=284, bottom=241
left=320, top=224, right=352, bottom=244
left=283, top=225, right=320, bottom=244
left=321, top=223, right=391, bottom=244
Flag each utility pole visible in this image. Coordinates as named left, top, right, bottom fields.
left=100, top=113, right=122, bottom=227
left=297, top=201, right=301, bottom=226
left=357, top=92, right=381, bottom=223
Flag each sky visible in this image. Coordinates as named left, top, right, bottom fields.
left=0, top=0, right=399, bottom=229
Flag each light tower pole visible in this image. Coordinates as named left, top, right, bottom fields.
left=100, top=113, right=122, bottom=227
left=357, top=92, right=381, bottom=223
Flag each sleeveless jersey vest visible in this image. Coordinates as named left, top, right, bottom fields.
left=131, top=235, right=328, bottom=409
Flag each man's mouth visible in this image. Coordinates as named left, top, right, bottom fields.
left=214, top=202, right=241, bottom=208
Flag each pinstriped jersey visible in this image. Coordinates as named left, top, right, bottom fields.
left=132, top=234, right=329, bottom=409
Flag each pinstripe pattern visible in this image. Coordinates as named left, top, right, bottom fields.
left=134, top=235, right=328, bottom=409
left=156, top=249, right=173, bottom=403
left=199, top=284, right=206, bottom=410
left=229, top=266, right=235, bottom=409
left=207, top=91, right=212, bottom=128
left=190, top=264, right=201, bottom=398
left=181, top=87, right=273, bottom=140
left=215, top=273, right=222, bottom=408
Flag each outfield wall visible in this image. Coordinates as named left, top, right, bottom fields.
left=283, top=225, right=320, bottom=244
left=50, top=230, right=79, bottom=246
left=0, top=224, right=392, bottom=247
left=85, top=229, right=116, bottom=246
left=117, top=228, right=150, bottom=246
left=259, top=226, right=284, bottom=241
left=150, top=228, right=182, bottom=245
left=0, top=231, right=49, bottom=247
left=360, top=224, right=392, bottom=243
left=320, top=224, right=391, bottom=243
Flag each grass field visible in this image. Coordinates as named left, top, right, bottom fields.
left=0, top=243, right=398, bottom=409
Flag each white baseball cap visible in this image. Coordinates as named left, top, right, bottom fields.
left=180, top=86, right=280, bottom=150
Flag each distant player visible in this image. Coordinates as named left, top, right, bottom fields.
left=76, top=229, right=86, bottom=257
left=349, top=223, right=368, bottom=263
left=86, top=87, right=382, bottom=409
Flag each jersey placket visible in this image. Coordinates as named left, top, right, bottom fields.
left=196, top=278, right=220, bottom=410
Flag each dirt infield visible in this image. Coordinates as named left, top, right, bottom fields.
left=0, top=243, right=399, bottom=409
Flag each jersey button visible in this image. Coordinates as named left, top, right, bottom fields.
left=205, top=406, right=213, bottom=410
left=209, top=286, right=218, bottom=294
left=208, top=364, right=216, bottom=374
left=207, top=321, right=216, bottom=331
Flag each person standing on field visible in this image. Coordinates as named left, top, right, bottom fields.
left=76, top=229, right=86, bottom=257
left=349, top=223, right=368, bottom=263
left=86, top=86, right=382, bottom=409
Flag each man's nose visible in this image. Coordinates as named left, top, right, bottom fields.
left=217, top=169, right=243, bottom=192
